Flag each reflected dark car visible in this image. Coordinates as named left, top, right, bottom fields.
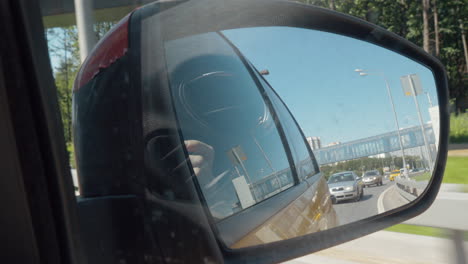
left=362, top=170, right=383, bottom=187
left=327, top=171, right=363, bottom=203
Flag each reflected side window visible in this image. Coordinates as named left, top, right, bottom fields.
left=256, top=72, right=319, bottom=182
left=164, top=32, right=296, bottom=221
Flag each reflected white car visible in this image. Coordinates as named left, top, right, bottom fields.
left=328, top=171, right=364, bottom=203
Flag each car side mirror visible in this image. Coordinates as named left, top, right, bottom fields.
left=72, top=0, right=449, bottom=263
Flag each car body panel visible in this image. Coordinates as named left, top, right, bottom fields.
left=329, top=188, right=360, bottom=202
left=231, top=177, right=338, bottom=248
left=328, top=181, right=355, bottom=190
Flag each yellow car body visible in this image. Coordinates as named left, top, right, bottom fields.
left=389, top=170, right=400, bottom=181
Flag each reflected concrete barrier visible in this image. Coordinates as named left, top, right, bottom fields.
left=395, top=176, right=428, bottom=200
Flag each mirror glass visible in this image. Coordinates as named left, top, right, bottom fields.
left=164, top=27, right=439, bottom=248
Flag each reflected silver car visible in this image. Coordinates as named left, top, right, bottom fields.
left=327, top=171, right=363, bottom=203
left=362, top=170, right=383, bottom=187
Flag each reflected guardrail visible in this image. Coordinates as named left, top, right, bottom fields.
left=395, top=176, right=428, bottom=199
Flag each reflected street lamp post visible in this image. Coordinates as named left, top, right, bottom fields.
left=425, top=91, right=434, bottom=108
left=354, top=69, right=408, bottom=176
left=251, top=114, right=282, bottom=194
left=402, top=74, right=433, bottom=171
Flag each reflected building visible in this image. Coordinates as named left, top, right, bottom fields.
left=369, top=153, right=390, bottom=158
left=307, top=136, right=322, bottom=150
left=429, top=106, right=440, bottom=150
left=326, top=141, right=341, bottom=147
left=389, top=145, right=437, bottom=169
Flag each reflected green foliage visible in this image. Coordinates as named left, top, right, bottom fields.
left=67, top=143, right=76, bottom=169
left=46, top=26, right=80, bottom=143
left=47, top=22, right=116, bottom=164
left=295, top=0, right=468, bottom=113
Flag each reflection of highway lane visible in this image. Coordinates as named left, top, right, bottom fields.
left=332, top=180, right=394, bottom=226
left=381, top=183, right=415, bottom=212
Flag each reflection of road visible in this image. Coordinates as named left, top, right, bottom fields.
left=381, top=183, right=414, bottom=212
left=333, top=180, right=394, bottom=226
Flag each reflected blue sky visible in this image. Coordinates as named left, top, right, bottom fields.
left=223, top=27, right=438, bottom=146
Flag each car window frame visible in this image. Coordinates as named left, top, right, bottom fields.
left=0, top=0, right=84, bottom=263
left=248, top=62, right=321, bottom=183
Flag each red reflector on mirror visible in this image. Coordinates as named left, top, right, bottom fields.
left=74, top=13, right=130, bottom=91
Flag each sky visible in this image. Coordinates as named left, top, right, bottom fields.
left=46, top=25, right=439, bottom=147
left=223, top=27, right=439, bottom=146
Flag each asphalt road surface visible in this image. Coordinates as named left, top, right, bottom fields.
left=332, top=179, right=397, bottom=226
left=380, top=183, right=412, bottom=212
